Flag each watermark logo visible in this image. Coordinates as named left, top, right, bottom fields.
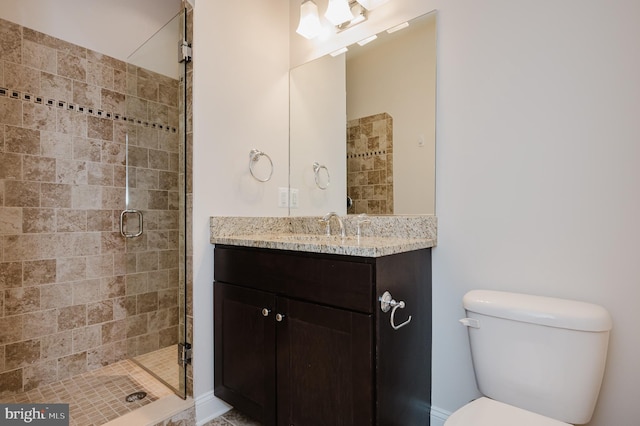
left=1, top=404, right=69, bottom=425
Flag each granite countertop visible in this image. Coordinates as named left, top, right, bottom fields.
left=212, top=233, right=434, bottom=257
left=210, top=216, right=437, bottom=258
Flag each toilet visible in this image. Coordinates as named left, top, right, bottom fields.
left=446, top=290, right=612, bottom=426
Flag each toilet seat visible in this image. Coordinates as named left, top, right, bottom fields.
left=445, top=397, right=572, bottom=426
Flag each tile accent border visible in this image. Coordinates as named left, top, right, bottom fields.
left=0, top=85, right=178, bottom=133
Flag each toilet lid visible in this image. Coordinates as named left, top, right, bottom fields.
left=445, top=397, right=571, bottom=426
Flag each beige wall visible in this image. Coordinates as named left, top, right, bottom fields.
left=192, top=0, right=291, bottom=420
left=430, top=1, right=640, bottom=425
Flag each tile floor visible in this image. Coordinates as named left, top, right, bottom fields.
left=134, top=344, right=180, bottom=391
left=202, top=409, right=261, bottom=426
left=1, top=345, right=261, bottom=426
left=0, top=359, right=172, bottom=426
left=151, top=407, right=261, bottom=426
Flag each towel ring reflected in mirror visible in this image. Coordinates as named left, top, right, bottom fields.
left=313, top=162, right=330, bottom=190
left=249, top=149, right=274, bottom=182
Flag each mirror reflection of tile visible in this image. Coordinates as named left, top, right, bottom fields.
left=347, top=112, right=393, bottom=214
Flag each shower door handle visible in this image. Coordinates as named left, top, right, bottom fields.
left=120, top=209, right=144, bottom=238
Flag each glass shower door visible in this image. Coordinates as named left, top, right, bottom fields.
left=122, top=5, right=191, bottom=399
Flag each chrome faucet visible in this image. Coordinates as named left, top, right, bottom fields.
left=356, top=213, right=371, bottom=237
left=319, top=212, right=346, bottom=238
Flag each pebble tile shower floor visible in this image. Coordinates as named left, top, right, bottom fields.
left=0, top=358, right=172, bottom=426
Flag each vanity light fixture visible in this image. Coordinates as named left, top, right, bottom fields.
left=356, top=0, right=391, bottom=10
left=336, top=1, right=368, bottom=32
left=296, top=0, right=322, bottom=39
left=325, top=0, right=354, bottom=26
left=296, top=0, right=390, bottom=40
left=330, top=46, right=349, bottom=57
left=348, top=3, right=367, bottom=25
left=386, top=21, right=409, bottom=34
left=357, top=34, right=378, bottom=46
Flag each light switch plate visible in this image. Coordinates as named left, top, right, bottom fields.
left=278, top=187, right=288, bottom=208
left=290, top=188, right=299, bottom=209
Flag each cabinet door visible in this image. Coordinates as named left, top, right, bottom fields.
left=214, top=282, right=276, bottom=425
left=277, top=298, right=373, bottom=426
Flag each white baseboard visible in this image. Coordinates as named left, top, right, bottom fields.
left=431, top=405, right=451, bottom=426
left=195, top=390, right=232, bottom=426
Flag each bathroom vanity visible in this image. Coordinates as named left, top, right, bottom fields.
left=211, top=216, right=435, bottom=426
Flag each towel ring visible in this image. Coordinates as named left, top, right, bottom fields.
left=313, top=162, right=330, bottom=190
left=249, top=149, right=273, bottom=182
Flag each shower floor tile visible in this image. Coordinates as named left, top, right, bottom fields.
left=134, top=344, right=180, bottom=391
left=0, top=359, right=172, bottom=426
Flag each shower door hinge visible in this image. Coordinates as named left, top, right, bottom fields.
left=178, top=342, right=192, bottom=366
left=179, top=40, right=192, bottom=63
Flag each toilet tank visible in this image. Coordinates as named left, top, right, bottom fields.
left=462, top=290, right=612, bottom=425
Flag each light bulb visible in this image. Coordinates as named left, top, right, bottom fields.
left=325, top=0, right=354, bottom=26
left=296, top=0, right=322, bottom=39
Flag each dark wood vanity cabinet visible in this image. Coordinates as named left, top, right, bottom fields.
left=214, top=245, right=431, bottom=426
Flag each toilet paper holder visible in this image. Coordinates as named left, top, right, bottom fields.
left=379, top=291, right=412, bottom=330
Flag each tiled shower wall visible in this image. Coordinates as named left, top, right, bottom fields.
left=347, top=112, right=394, bottom=214
left=0, top=17, right=182, bottom=394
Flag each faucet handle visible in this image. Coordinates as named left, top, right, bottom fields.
left=356, top=213, right=371, bottom=237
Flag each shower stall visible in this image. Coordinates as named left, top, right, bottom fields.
left=124, top=4, right=192, bottom=399
left=0, top=2, right=192, bottom=423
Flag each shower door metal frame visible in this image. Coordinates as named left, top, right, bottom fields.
left=177, top=4, right=192, bottom=399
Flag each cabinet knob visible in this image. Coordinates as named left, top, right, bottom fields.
left=261, top=308, right=271, bottom=317
left=275, top=313, right=285, bottom=322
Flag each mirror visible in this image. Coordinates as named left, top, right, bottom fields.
left=289, top=12, right=436, bottom=216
